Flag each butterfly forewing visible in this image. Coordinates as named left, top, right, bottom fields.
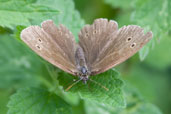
left=78, top=19, right=153, bottom=75
left=21, top=20, right=77, bottom=75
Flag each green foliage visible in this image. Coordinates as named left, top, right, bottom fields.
left=0, top=0, right=59, bottom=29
left=0, top=90, right=10, bottom=114
left=139, top=46, right=149, bottom=61
left=0, top=0, right=170, bottom=113
left=7, top=87, right=72, bottom=114
left=34, top=0, right=85, bottom=40
left=0, top=35, right=43, bottom=88
left=122, top=62, right=171, bottom=114
left=132, top=0, right=170, bottom=61
left=0, top=0, right=84, bottom=39
left=57, top=69, right=125, bottom=108
left=120, top=84, right=162, bottom=114
left=104, top=0, right=132, bottom=9
left=145, top=36, right=171, bottom=69
left=84, top=84, right=162, bottom=114
left=14, top=25, right=27, bottom=41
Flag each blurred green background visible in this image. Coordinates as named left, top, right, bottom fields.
left=0, top=0, right=170, bottom=114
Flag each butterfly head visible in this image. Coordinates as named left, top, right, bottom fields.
left=79, top=66, right=90, bottom=84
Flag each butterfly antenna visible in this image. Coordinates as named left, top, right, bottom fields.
left=65, top=78, right=82, bottom=91
left=89, top=79, right=109, bottom=91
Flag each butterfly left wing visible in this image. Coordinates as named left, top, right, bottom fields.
left=21, top=20, right=77, bottom=75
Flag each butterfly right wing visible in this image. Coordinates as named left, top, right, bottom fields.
left=78, top=18, right=153, bottom=75
left=21, top=20, right=77, bottom=75
left=91, top=26, right=153, bottom=75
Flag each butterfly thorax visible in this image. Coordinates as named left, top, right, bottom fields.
left=75, top=46, right=90, bottom=84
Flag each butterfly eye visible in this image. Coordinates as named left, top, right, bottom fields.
left=130, top=43, right=136, bottom=48
left=127, top=37, right=132, bottom=42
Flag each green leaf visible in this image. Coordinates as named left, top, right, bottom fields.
left=0, top=0, right=84, bottom=40
left=131, top=0, right=170, bottom=60
left=0, top=26, right=12, bottom=34
left=7, top=87, right=72, bottom=114
left=44, top=64, right=81, bottom=106
left=35, top=0, right=85, bottom=40
left=0, top=0, right=59, bottom=29
left=57, top=69, right=126, bottom=108
left=14, top=25, right=27, bottom=41
left=145, top=36, right=171, bottom=69
left=0, top=34, right=43, bottom=88
left=120, top=84, right=162, bottom=114
left=139, top=44, right=150, bottom=61
left=122, top=63, right=170, bottom=114
left=71, top=100, right=86, bottom=114
left=0, top=89, right=11, bottom=114
left=83, top=84, right=162, bottom=114
left=104, top=0, right=132, bottom=9
left=84, top=101, right=162, bottom=114
left=84, top=100, right=112, bottom=114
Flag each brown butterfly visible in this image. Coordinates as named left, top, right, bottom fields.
left=21, top=18, right=153, bottom=85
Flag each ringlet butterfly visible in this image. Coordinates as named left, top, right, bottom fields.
left=21, top=18, right=153, bottom=88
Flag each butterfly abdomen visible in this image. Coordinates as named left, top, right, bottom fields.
left=75, top=46, right=87, bottom=69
